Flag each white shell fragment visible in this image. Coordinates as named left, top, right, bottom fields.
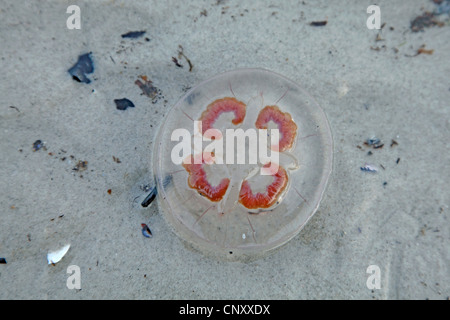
left=47, top=244, right=70, bottom=265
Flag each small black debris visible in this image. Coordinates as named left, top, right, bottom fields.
left=68, top=53, right=94, bottom=84
left=365, top=137, right=380, bottom=146
left=373, top=143, right=384, bottom=149
left=364, top=137, right=384, bottom=149
left=121, top=30, right=146, bottom=39
left=114, top=98, right=135, bottom=111
left=141, top=175, right=172, bottom=208
left=9, top=105, right=20, bottom=112
left=310, top=20, right=327, bottom=27
left=141, top=187, right=157, bottom=208
left=73, top=160, right=88, bottom=172
left=172, top=57, right=183, bottom=68
left=0, top=258, right=6, bottom=264
left=33, top=140, right=44, bottom=152
left=112, top=156, right=121, bottom=163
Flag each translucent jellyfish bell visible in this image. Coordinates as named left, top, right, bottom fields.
left=153, top=68, right=333, bottom=260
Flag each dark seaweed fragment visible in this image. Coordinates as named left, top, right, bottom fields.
left=172, top=57, right=183, bottom=68
left=114, top=98, right=135, bottom=111
left=121, top=30, right=146, bottom=39
left=310, top=20, right=327, bottom=26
